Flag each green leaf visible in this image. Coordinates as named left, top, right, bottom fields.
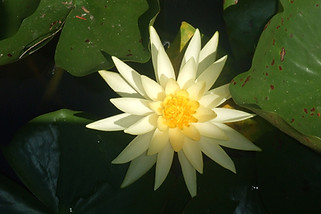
left=0, top=0, right=71, bottom=65
left=229, top=0, right=321, bottom=152
left=0, top=0, right=40, bottom=39
left=55, top=0, right=159, bottom=76
left=223, top=0, right=238, bottom=10
left=0, top=0, right=159, bottom=77
left=2, top=109, right=177, bottom=213
left=223, top=0, right=277, bottom=70
left=1, top=109, right=263, bottom=213
left=0, top=174, right=49, bottom=214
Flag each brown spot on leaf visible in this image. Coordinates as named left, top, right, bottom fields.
left=279, top=66, right=283, bottom=71
left=311, top=107, right=315, bottom=112
left=271, top=59, right=275, bottom=66
left=317, top=113, right=320, bottom=117
left=280, top=47, right=286, bottom=62
left=290, top=118, right=295, bottom=123
left=263, top=21, right=271, bottom=31
left=304, top=108, right=308, bottom=114
left=241, top=76, right=251, bottom=87
left=270, top=85, right=274, bottom=90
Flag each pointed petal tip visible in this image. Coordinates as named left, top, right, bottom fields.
left=98, top=69, right=107, bottom=74
left=111, top=56, right=118, bottom=63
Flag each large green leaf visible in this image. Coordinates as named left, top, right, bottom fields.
left=0, top=0, right=40, bottom=40
left=0, top=109, right=263, bottom=213
left=0, top=0, right=159, bottom=76
left=3, top=109, right=321, bottom=213
left=0, top=174, right=49, bottom=214
left=229, top=0, right=321, bottom=152
left=223, top=0, right=277, bottom=71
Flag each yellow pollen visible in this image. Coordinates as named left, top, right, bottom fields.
left=161, top=89, right=199, bottom=129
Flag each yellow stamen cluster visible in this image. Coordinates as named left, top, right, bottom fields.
left=161, top=90, right=199, bottom=129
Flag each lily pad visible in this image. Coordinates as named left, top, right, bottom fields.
left=0, top=0, right=159, bottom=77
left=1, top=109, right=266, bottom=213
left=223, top=0, right=238, bottom=10
left=229, top=0, right=321, bottom=152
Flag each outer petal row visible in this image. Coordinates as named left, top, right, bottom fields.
left=154, top=142, right=174, bottom=190
left=120, top=152, right=157, bottom=188
left=180, top=29, right=201, bottom=71
left=178, top=151, right=197, bottom=197
left=86, top=113, right=141, bottom=131
left=199, top=137, right=236, bottom=173
left=197, top=31, right=219, bottom=76
left=98, top=70, right=141, bottom=98
left=150, top=26, right=176, bottom=87
left=212, top=108, right=254, bottom=123
left=110, top=98, right=153, bottom=116
left=201, top=83, right=230, bottom=108
left=112, top=56, right=147, bottom=97
left=196, top=55, right=227, bottom=92
left=211, top=123, right=261, bottom=151
left=112, top=131, right=153, bottom=164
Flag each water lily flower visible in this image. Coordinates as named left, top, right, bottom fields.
left=86, top=26, right=261, bottom=197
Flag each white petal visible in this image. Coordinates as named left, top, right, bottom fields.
left=112, top=56, right=147, bottom=97
left=150, top=26, right=163, bottom=82
left=207, top=83, right=231, bottom=98
left=199, top=137, right=236, bottom=173
left=169, top=128, right=185, bottom=152
left=177, top=58, right=197, bottom=89
left=193, top=122, right=228, bottom=140
left=125, top=114, right=157, bottom=135
left=196, top=55, right=228, bottom=92
left=186, top=81, right=206, bottom=101
left=157, top=47, right=176, bottom=87
left=148, top=129, right=169, bottom=155
left=212, top=123, right=261, bottom=151
left=110, top=98, right=153, bottom=115
left=154, top=142, right=174, bottom=190
left=120, top=152, right=157, bottom=188
left=194, top=105, right=217, bottom=122
left=202, top=83, right=231, bottom=108
left=178, top=151, right=197, bottom=197
left=98, top=70, right=141, bottom=98
left=86, top=113, right=141, bottom=131
left=183, top=138, right=203, bottom=173
left=181, top=29, right=201, bottom=70
left=141, top=75, right=165, bottom=101
left=165, top=78, right=180, bottom=95
left=197, top=31, right=219, bottom=76
left=212, top=108, right=254, bottom=123
left=182, top=124, right=201, bottom=141
left=198, top=93, right=221, bottom=109
left=112, top=132, right=153, bottom=164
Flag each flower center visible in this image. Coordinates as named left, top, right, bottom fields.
left=162, top=90, right=199, bottom=129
